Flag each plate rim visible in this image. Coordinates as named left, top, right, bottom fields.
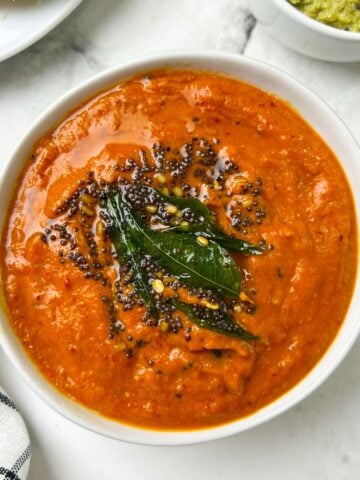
left=0, top=0, right=83, bottom=62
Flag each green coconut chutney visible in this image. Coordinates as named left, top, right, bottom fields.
left=288, top=0, right=360, bottom=32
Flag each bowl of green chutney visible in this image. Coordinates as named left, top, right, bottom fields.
left=249, top=0, right=360, bottom=62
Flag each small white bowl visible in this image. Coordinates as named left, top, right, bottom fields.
left=249, top=0, right=360, bottom=62
left=0, top=51, right=359, bottom=446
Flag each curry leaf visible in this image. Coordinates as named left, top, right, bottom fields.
left=157, top=189, right=210, bottom=217
left=174, top=301, right=257, bottom=340
left=157, top=190, right=264, bottom=255
left=107, top=197, right=158, bottom=318
left=108, top=191, right=241, bottom=298
left=204, top=234, right=264, bottom=255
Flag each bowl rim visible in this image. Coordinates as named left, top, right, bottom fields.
left=272, top=0, right=360, bottom=41
left=0, top=49, right=359, bottom=446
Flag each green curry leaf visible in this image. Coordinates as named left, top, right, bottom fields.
left=174, top=300, right=257, bottom=340
left=108, top=191, right=241, bottom=298
left=157, top=190, right=265, bottom=256
left=107, top=197, right=158, bottom=318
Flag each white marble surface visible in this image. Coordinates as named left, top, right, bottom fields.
left=0, top=1, right=360, bottom=479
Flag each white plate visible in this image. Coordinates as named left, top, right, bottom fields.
left=0, top=0, right=83, bottom=62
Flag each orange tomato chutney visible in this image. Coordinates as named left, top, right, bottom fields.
left=1, top=70, right=357, bottom=430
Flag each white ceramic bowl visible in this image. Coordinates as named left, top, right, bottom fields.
left=0, top=51, right=359, bottom=446
left=248, top=0, right=360, bottom=62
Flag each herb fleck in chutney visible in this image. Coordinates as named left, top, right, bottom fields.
left=1, top=70, right=357, bottom=430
